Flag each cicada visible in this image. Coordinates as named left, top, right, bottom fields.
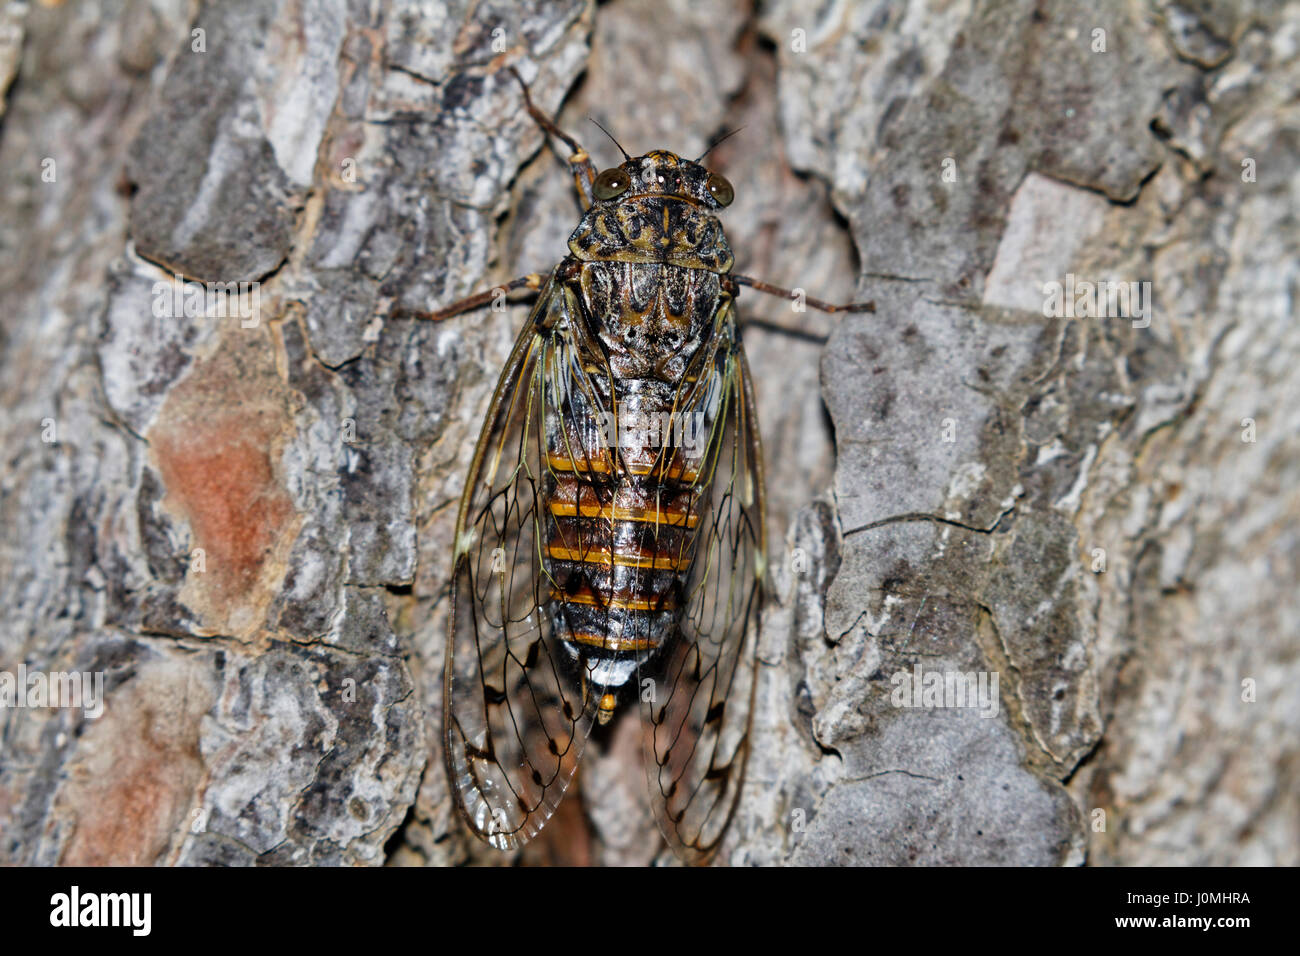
left=419, top=69, right=873, bottom=864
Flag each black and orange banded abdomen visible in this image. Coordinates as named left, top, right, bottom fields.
left=540, top=261, right=724, bottom=710
left=542, top=377, right=709, bottom=700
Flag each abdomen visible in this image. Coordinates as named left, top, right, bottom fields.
left=543, top=376, right=703, bottom=694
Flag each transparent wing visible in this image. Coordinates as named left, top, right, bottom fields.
left=641, top=309, right=765, bottom=864
left=444, top=277, right=600, bottom=850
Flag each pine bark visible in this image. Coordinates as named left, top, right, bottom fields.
left=1, top=0, right=1296, bottom=865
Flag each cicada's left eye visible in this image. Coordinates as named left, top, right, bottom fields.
left=594, top=167, right=632, bottom=200
left=706, top=172, right=734, bottom=207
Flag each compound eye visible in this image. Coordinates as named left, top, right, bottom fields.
left=706, top=172, right=734, bottom=206
left=593, top=167, right=632, bottom=200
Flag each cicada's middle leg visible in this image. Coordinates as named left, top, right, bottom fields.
left=730, top=274, right=876, bottom=314
left=719, top=275, right=877, bottom=343
left=395, top=273, right=546, bottom=323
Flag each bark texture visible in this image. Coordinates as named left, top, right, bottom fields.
left=0, top=0, right=1296, bottom=866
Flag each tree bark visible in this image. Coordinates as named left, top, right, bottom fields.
left=0, top=0, right=1296, bottom=866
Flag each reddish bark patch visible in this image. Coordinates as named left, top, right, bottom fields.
left=147, top=328, right=298, bottom=630
left=153, top=420, right=291, bottom=602
left=59, top=659, right=211, bottom=866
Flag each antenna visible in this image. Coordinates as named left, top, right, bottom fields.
left=694, top=127, right=744, bottom=163
left=588, top=117, right=631, bottom=161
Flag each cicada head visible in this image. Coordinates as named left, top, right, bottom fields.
left=568, top=150, right=736, bottom=273
left=591, top=150, right=734, bottom=209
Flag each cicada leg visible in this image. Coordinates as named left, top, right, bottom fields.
left=730, top=274, right=876, bottom=314
left=395, top=273, right=546, bottom=322
left=397, top=64, right=599, bottom=326
left=507, top=66, right=597, bottom=210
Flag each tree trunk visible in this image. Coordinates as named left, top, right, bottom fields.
left=1, top=0, right=1296, bottom=866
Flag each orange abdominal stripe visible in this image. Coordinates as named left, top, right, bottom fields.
left=570, top=632, right=660, bottom=652
left=547, top=545, right=692, bottom=571
left=546, top=452, right=699, bottom=483
left=548, top=499, right=699, bottom=529
left=547, top=452, right=612, bottom=474
left=549, top=586, right=677, bottom=612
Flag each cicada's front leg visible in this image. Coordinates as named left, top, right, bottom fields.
left=395, top=68, right=599, bottom=326
left=507, top=66, right=597, bottom=210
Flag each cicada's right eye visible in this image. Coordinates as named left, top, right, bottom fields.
left=593, top=167, right=632, bottom=200
left=706, top=172, right=734, bottom=207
